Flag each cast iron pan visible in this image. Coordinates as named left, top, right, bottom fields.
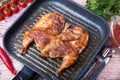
left=3, top=0, right=110, bottom=79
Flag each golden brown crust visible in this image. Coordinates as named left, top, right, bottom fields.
left=33, top=12, right=65, bottom=35
left=20, top=12, right=89, bottom=73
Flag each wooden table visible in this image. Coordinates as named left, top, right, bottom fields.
left=0, top=0, right=120, bottom=80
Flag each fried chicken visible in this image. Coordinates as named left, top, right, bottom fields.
left=20, top=12, right=89, bottom=74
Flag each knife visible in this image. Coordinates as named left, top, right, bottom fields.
left=89, top=57, right=111, bottom=80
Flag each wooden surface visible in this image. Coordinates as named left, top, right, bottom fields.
left=97, top=53, right=120, bottom=80
left=0, top=0, right=120, bottom=80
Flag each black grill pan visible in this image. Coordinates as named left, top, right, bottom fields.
left=3, top=0, right=110, bottom=79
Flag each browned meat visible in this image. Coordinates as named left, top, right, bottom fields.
left=20, top=12, right=89, bottom=74
left=20, top=29, right=50, bottom=53
left=33, top=12, right=65, bottom=35
left=20, top=12, right=65, bottom=54
left=56, top=25, right=89, bottom=73
left=61, top=25, right=89, bottom=53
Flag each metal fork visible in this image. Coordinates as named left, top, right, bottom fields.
left=81, top=47, right=110, bottom=79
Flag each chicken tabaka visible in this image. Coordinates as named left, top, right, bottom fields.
left=20, top=12, right=89, bottom=73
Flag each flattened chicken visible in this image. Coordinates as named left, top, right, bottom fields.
left=20, top=12, right=65, bottom=54
left=56, top=25, right=89, bottom=73
left=20, top=12, right=89, bottom=74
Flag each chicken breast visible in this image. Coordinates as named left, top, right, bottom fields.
left=33, top=12, right=65, bottom=35
left=20, top=12, right=89, bottom=74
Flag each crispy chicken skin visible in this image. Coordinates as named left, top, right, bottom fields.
left=20, top=12, right=89, bottom=74
left=33, top=12, right=65, bottom=35
left=20, top=29, right=50, bottom=53
left=56, top=25, right=89, bottom=73
left=20, top=12, right=65, bottom=53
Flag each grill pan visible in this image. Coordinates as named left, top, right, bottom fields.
left=3, top=0, right=110, bottom=79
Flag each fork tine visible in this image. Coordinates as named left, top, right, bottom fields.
left=102, top=48, right=110, bottom=57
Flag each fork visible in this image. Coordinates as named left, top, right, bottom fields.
left=81, top=47, right=110, bottom=79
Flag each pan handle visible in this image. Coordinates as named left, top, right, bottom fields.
left=12, top=66, right=36, bottom=80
